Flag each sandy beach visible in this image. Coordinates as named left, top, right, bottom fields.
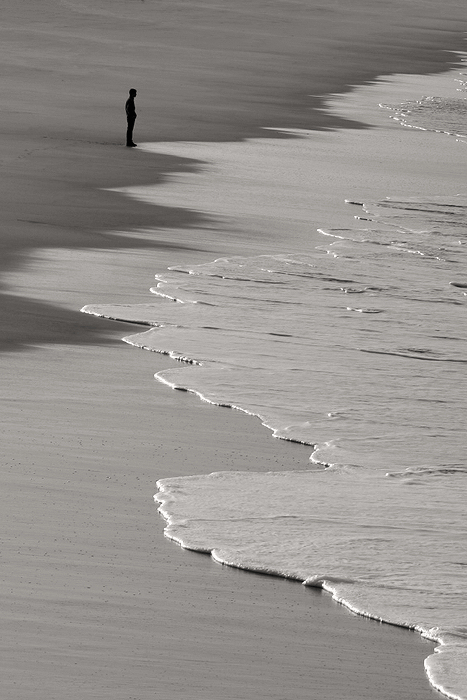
left=2, top=2, right=466, bottom=698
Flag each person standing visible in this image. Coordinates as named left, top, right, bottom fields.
left=125, top=88, right=137, bottom=147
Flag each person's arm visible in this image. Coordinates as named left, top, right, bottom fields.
left=125, top=99, right=136, bottom=118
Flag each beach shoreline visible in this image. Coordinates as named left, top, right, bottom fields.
left=1, top=335, right=442, bottom=700
left=2, top=2, right=466, bottom=698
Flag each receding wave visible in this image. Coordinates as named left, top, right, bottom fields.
left=386, top=464, right=467, bottom=479
left=155, top=467, right=467, bottom=700
left=95, top=201, right=467, bottom=700
left=359, top=348, right=467, bottom=363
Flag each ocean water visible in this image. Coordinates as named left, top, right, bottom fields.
left=83, top=60, right=467, bottom=699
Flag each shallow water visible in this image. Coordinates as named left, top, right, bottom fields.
left=381, top=67, right=467, bottom=142
left=83, top=60, right=467, bottom=700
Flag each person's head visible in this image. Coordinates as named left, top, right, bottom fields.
left=129, top=88, right=137, bottom=97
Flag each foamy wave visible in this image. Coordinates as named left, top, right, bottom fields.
left=154, top=371, right=252, bottom=409
left=426, top=643, right=467, bottom=700
left=154, top=462, right=467, bottom=700
left=81, top=303, right=165, bottom=326
left=157, top=489, right=467, bottom=700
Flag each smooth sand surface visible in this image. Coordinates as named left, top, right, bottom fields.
left=2, top=1, right=466, bottom=698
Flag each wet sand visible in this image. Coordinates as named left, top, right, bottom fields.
left=1, top=1, right=465, bottom=698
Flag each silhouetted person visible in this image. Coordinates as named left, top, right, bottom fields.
left=125, top=88, right=137, bottom=147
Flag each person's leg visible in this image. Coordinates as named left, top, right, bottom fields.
left=126, top=117, right=136, bottom=146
